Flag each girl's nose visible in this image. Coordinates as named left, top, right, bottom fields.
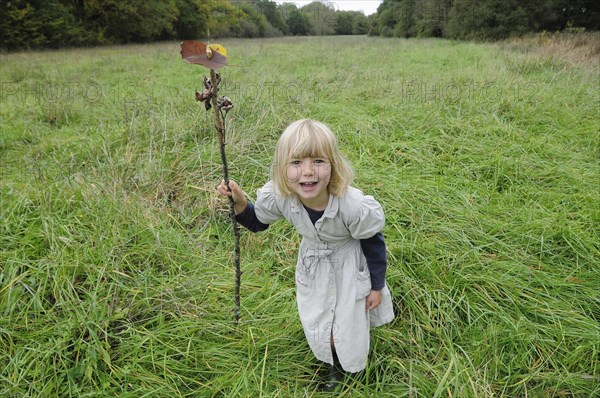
left=301, top=161, right=314, bottom=175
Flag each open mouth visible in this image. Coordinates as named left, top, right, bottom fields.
left=300, top=182, right=318, bottom=189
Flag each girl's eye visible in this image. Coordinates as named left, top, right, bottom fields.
left=314, top=159, right=327, bottom=164
left=290, top=160, right=301, bottom=166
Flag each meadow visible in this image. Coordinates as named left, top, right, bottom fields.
left=1, top=35, right=598, bottom=397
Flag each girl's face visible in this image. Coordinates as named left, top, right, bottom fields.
left=286, top=156, right=331, bottom=210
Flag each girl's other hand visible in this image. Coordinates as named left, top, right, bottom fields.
left=216, top=179, right=248, bottom=214
left=365, top=289, right=382, bottom=311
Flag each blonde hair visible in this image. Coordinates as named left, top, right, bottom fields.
left=272, top=119, right=354, bottom=197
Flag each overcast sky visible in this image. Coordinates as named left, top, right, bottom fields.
left=275, top=1, right=383, bottom=16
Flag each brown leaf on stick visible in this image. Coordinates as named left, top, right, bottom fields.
left=180, top=40, right=227, bottom=69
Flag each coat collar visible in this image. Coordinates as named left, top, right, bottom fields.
left=290, top=193, right=339, bottom=218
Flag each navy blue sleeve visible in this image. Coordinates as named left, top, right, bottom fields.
left=235, top=202, right=270, bottom=232
left=360, top=232, right=387, bottom=291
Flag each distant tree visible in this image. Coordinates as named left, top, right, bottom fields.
left=302, top=1, right=336, bottom=35
left=446, top=0, right=529, bottom=40
left=539, top=0, right=600, bottom=31
left=367, top=14, right=380, bottom=36
left=393, top=0, right=416, bottom=37
left=446, top=0, right=600, bottom=40
left=208, top=0, right=237, bottom=37
left=253, top=0, right=287, bottom=33
left=286, top=9, right=311, bottom=35
left=204, top=0, right=267, bottom=38
left=174, top=0, right=211, bottom=39
left=236, top=2, right=268, bottom=37
left=352, top=13, right=369, bottom=35
left=4, top=0, right=597, bottom=49
left=413, top=0, right=452, bottom=37
left=335, top=11, right=354, bottom=35
left=376, top=0, right=416, bottom=37
left=277, top=3, right=297, bottom=20
left=334, top=11, right=368, bottom=35
left=376, top=2, right=398, bottom=37
left=370, top=0, right=599, bottom=40
left=0, top=0, right=103, bottom=49
left=82, top=0, right=178, bottom=43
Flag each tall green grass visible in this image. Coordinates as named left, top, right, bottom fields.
left=1, top=36, right=598, bottom=397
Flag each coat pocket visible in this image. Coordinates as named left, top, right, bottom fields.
left=296, top=256, right=318, bottom=296
left=298, top=255, right=319, bottom=281
left=354, top=256, right=372, bottom=300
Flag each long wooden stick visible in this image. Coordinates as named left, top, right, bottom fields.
left=209, top=68, right=241, bottom=323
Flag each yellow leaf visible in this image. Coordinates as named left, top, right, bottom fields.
left=209, top=44, right=227, bottom=57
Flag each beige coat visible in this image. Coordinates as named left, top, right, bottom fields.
left=254, top=181, right=395, bottom=372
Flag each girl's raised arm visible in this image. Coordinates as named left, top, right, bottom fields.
left=216, top=180, right=248, bottom=215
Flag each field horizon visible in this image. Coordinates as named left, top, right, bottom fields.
left=1, top=35, right=599, bottom=397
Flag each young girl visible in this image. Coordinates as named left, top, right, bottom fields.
left=216, top=119, right=394, bottom=390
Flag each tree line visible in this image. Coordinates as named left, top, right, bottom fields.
left=0, top=0, right=368, bottom=50
left=1, top=0, right=598, bottom=50
left=370, top=0, right=599, bottom=40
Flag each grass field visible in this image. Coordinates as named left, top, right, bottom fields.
left=1, top=35, right=599, bottom=397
